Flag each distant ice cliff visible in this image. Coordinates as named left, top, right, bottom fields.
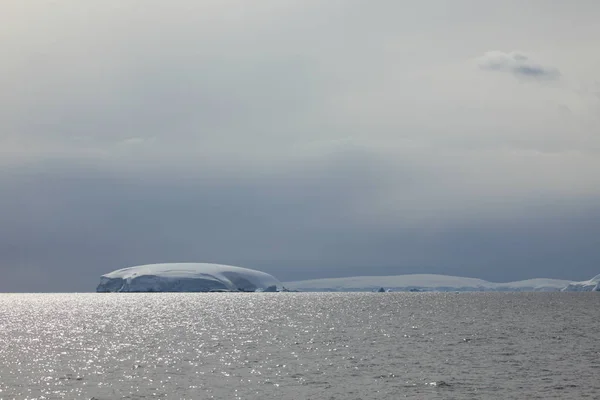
left=561, top=274, right=600, bottom=292
left=284, top=274, right=573, bottom=292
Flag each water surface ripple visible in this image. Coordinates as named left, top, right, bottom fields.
left=1, top=293, right=599, bottom=399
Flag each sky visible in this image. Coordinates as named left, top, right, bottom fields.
left=1, top=0, right=600, bottom=291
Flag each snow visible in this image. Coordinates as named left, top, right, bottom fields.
left=283, top=274, right=573, bottom=292
left=97, top=263, right=282, bottom=292
left=561, top=274, right=600, bottom=292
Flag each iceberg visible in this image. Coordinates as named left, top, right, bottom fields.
left=97, top=263, right=282, bottom=292
left=284, top=274, right=573, bottom=292
left=561, top=274, right=600, bottom=292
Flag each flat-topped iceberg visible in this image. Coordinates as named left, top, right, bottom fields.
left=561, top=274, right=600, bottom=292
left=97, top=263, right=282, bottom=292
left=284, top=274, right=572, bottom=292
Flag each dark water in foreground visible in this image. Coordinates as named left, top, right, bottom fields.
left=0, top=293, right=599, bottom=399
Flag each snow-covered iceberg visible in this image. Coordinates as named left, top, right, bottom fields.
left=561, top=274, right=600, bottom=292
left=97, top=263, right=282, bottom=292
left=284, top=274, right=572, bottom=292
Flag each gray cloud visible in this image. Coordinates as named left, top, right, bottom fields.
left=2, top=1, right=600, bottom=291
left=478, top=51, right=561, bottom=80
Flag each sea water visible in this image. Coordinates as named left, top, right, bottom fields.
left=0, top=293, right=599, bottom=399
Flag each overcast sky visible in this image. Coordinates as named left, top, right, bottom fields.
left=2, top=1, right=600, bottom=291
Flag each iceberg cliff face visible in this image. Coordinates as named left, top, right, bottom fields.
left=561, top=274, right=600, bottom=292
left=97, top=263, right=282, bottom=292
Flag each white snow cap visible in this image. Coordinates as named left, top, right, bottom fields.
left=284, top=274, right=573, bottom=292
left=97, top=263, right=282, bottom=292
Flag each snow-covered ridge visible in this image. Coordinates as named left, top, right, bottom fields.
left=97, top=263, right=282, bottom=292
left=284, top=274, right=573, bottom=292
left=561, top=274, right=600, bottom=292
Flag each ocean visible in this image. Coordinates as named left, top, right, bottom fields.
left=1, top=293, right=598, bottom=399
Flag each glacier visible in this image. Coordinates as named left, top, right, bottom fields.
left=561, top=274, right=600, bottom=292
left=97, top=263, right=282, bottom=292
left=283, top=274, right=573, bottom=292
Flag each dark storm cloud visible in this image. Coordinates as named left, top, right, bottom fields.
left=1, top=156, right=599, bottom=292
left=478, top=51, right=560, bottom=80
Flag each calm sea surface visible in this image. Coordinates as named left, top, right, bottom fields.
left=0, top=293, right=599, bottom=399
